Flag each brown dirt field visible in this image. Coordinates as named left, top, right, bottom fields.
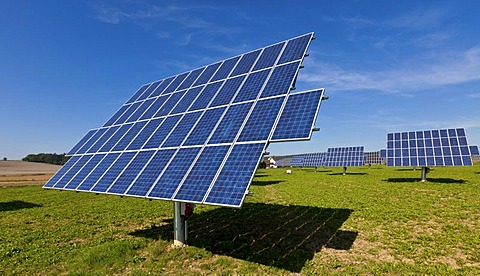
left=0, top=160, right=60, bottom=187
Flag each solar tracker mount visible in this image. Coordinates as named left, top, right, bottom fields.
left=44, top=32, right=326, bottom=246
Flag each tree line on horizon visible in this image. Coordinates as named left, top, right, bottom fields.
left=22, top=153, right=70, bottom=165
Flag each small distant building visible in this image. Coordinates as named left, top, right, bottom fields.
left=267, top=157, right=277, bottom=168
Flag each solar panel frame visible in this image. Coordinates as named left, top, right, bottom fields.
left=323, top=146, right=365, bottom=167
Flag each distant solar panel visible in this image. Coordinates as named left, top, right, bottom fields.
left=302, top=152, right=326, bottom=167
left=290, top=155, right=305, bottom=167
left=364, top=151, right=385, bottom=165
left=385, top=128, right=474, bottom=167
left=323, top=146, right=365, bottom=167
left=45, top=33, right=325, bottom=208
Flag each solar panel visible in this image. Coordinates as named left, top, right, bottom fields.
left=290, top=155, right=305, bottom=167
left=271, top=89, right=324, bottom=141
left=301, top=152, right=326, bottom=167
left=323, top=146, right=365, bottom=167
left=45, top=33, right=324, bottom=208
left=364, top=151, right=386, bottom=165
left=384, top=128, right=474, bottom=167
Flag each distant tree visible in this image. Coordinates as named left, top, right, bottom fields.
left=2, top=157, right=6, bottom=161
left=258, top=161, right=266, bottom=169
left=22, top=153, right=70, bottom=165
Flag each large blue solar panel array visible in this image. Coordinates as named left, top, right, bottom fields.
left=323, top=146, right=365, bottom=167
left=384, top=128, right=475, bottom=167
left=44, top=33, right=325, bottom=208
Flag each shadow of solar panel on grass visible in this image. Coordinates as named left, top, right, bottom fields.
left=327, top=172, right=367, bottom=176
left=129, top=203, right=356, bottom=272
left=384, top=178, right=466, bottom=184
left=0, top=200, right=42, bottom=212
left=250, top=179, right=284, bottom=186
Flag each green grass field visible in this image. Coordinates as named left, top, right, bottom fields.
left=1, top=164, right=479, bottom=275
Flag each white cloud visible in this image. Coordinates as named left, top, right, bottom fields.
left=299, top=44, right=480, bottom=94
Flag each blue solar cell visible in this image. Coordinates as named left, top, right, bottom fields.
left=87, top=126, right=120, bottom=153
left=272, top=89, right=322, bottom=141
left=76, top=153, right=120, bottom=191
left=204, top=143, right=265, bottom=207
left=137, top=80, right=162, bottom=101
left=208, top=102, right=253, bottom=144
left=211, top=57, right=240, bottom=82
left=238, top=97, right=285, bottom=142
left=126, top=98, right=155, bottom=123
left=177, top=67, right=205, bottom=90
left=91, top=152, right=136, bottom=193
left=188, top=81, right=223, bottom=111
left=184, top=107, right=226, bottom=146
left=107, top=150, right=156, bottom=194
left=126, top=84, right=149, bottom=104
left=63, top=154, right=107, bottom=190
left=161, top=112, right=202, bottom=148
left=149, top=76, right=175, bottom=98
left=76, top=128, right=108, bottom=154
left=126, top=118, right=164, bottom=150
left=103, top=105, right=129, bottom=127
left=139, top=95, right=169, bottom=120
left=193, top=62, right=222, bottom=86
left=44, top=156, right=81, bottom=188
left=210, top=76, right=245, bottom=107
left=170, top=86, right=203, bottom=114
left=67, top=130, right=97, bottom=155
left=126, top=149, right=176, bottom=196
left=253, top=42, right=285, bottom=71
left=278, top=34, right=312, bottom=64
left=111, top=121, right=148, bottom=151
left=52, top=155, right=93, bottom=189
left=99, top=124, right=133, bottom=152
left=114, top=101, right=142, bottom=125
left=174, top=145, right=230, bottom=203
left=154, top=91, right=185, bottom=117
left=233, top=69, right=270, bottom=103
left=260, top=61, right=300, bottom=98
left=470, top=145, right=480, bottom=155
left=148, top=147, right=201, bottom=199
left=143, top=115, right=182, bottom=149
left=162, top=72, right=189, bottom=95
left=231, top=50, right=261, bottom=77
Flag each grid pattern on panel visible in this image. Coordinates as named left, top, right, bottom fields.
left=204, top=143, right=265, bottom=207
left=271, top=89, right=323, bottom=141
left=385, top=128, right=474, bottom=167
left=323, top=147, right=365, bottom=167
left=302, top=152, right=326, bottom=167
left=46, top=33, right=318, bottom=208
left=290, top=155, right=305, bottom=167
left=365, top=151, right=386, bottom=165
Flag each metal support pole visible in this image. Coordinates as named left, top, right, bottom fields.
left=343, top=166, right=347, bottom=175
left=173, top=202, right=186, bottom=247
left=421, top=167, right=428, bottom=182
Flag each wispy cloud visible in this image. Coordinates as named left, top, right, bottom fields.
left=299, top=44, right=480, bottom=94
left=89, top=2, right=244, bottom=49
left=386, top=7, right=449, bottom=30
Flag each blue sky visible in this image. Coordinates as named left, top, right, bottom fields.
left=1, top=1, right=479, bottom=160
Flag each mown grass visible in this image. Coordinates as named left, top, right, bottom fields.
left=1, top=163, right=479, bottom=274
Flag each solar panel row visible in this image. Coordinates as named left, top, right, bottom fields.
left=322, top=146, right=365, bottom=167
left=385, top=128, right=474, bottom=167
left=364, top=151, right=386, bottom=165
left=45, top=33, right=324, bottom=208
